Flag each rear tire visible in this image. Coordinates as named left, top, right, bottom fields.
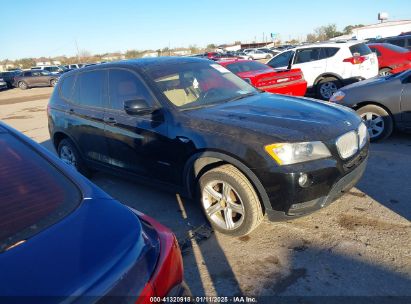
left=316, top=77, right=341, bottom=100
left=199, top=164, right=263, bottom=236
left=57, top=138, right=92, bottom=177
left=357, top=104, right=393, bottom=142
left=18, top=81, right=28, bottom=90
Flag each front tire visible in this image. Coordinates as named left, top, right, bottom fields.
left=50, top=79, right=57, bottom=87
left=199, top=164, right=263, bottom=236
left=18, top=81, right=28, bottom=90
left=357, top=104, right=393, bottom=141
left=316, top=77, right=341, bottom=100
left=57, top=138, right=92, bottom=177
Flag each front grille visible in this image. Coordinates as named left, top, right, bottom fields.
left=336, top=131, right=358, bottom=159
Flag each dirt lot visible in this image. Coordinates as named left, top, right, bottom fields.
left=1, top=88, right=410, bottom=299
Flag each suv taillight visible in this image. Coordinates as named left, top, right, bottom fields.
left=136, top=213, right=184, bottom=304
left=343, top=56, right=367, bottom=65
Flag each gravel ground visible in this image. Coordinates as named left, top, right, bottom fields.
left=0, top=88, right=410, bottom=300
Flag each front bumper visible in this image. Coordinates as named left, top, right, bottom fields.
left=260, top=146, right=368, bottom=221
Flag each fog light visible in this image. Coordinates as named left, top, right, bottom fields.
left=298, top=173, right=310, bottom=187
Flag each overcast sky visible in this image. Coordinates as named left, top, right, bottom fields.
left=0, top=0, right=410, bottom=60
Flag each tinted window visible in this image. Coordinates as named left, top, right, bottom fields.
left=72, top=70, right=106, bottom=107
left=225, top=61, right=270, bottom=73
left=0, top=132, right=81, bottom=252
left=23, top=71, right=32, bottom=77
left=388, top=39, right=405, bottom=47
left=350, top=43, right=372, bottom=56
left=294, top=48, right=321, bottom=64
left=32, top=71, right=41, bottom=76
left=320, top=47, right=339, bottom=59
left=60, top=74, right=76, bottom=100
left=108, top=69, right=154, bottom=110
left=267, top=51, right=294, bottom=68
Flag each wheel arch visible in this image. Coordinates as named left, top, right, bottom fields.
left=183, top=150, right=271, bottom=213
left=52, top=131, right=82, bottom=153
left=353, top=101, right=396, bottom=124
left=313, top=73, right=343, bottom=85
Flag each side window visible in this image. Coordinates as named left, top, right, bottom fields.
left=294, top=48, right=321, bottom=64
left=60, top=74, right=76, bottom=100
left=32, top=71, right=41, bottom=77
left=320, top=47, right=339, bottom=59
left=267, top=51, right=294, bottom=68
left=72, top=70, right=106, bottom=107
left=108, top=69, right=154, bottom=110
left=24, top=71, right=32, bottom=77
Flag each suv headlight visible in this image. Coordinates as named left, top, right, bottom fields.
left=265, top=142, right=331, bottom=165
left=330, top=90, right=345, bottom=102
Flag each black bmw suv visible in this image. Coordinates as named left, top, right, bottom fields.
left=48, top=57, right=369, bottom=236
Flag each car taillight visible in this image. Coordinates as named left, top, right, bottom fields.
left=135, top=213, right=184, bottom=304
left=343, top=56, right=367, bottom=64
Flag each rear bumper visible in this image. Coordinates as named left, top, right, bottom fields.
left=262, top=152, right=368, bottom=221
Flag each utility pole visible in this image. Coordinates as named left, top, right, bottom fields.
left=75, top=39, right=80, bottom=63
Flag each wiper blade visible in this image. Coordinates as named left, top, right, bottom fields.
left=225, top=92, right=258, bottom=103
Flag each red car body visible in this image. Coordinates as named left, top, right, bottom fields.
left=368, top=43, right=411, bottom=74
left=219, top=59, right=307, bottom=96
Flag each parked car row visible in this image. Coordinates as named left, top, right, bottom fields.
left=266, top=41, right=379, bottom=99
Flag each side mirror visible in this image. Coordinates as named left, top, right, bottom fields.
left=124, top=99, right=155, bottom=115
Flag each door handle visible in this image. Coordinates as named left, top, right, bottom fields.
left=104, top=117, right=117, bottom=124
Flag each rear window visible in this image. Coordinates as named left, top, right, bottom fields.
left=225, top=61, right=269, bottom=73
left=0, top=132, right=81, bottom=252
left=349, top=43, right=372, bottom=56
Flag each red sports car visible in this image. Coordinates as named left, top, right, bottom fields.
left=219, top=59, right=307, bottom=96
left=368, top=43, right=411, bottom=76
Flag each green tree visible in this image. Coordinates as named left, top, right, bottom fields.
left=206, top=44, right=216, bottom=50
left=343, top=24, right=364, bottom=35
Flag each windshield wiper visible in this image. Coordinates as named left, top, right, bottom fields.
left=223, top=92, right=259, bottom=103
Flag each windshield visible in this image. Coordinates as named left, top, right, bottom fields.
left=144, top=61, right=258, bottom=110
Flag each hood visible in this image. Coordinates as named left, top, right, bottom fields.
left=341, top=76, right=389, bottom=91
left=187, top=93, right=361, bottom=142
left=0, top=198, right=155, bottom=299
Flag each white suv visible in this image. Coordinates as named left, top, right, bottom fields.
left=266, top=41, right=378, bottom=99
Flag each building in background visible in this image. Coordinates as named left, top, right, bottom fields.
left=332, top=20, right=411, bottom=41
